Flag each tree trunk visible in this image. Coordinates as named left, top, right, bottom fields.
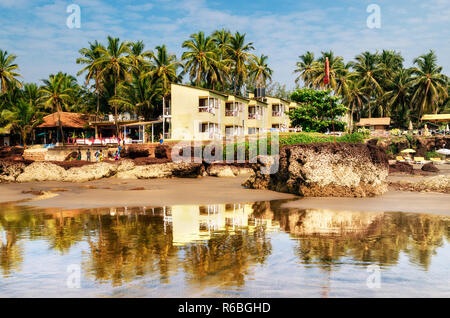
left=57, top=103, right=65, bottom=145
left=114, top=79, right=119, bottom=139
left=21, top=130, right=27, bottom=148
left=96, top=72, right=100, bottom=117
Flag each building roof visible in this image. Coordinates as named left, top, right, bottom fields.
left=121, top=119, right=163, bottom=127
left=0, top=124, right=11, bottom=134
left=421, top=114, right=450, bottom=122
left=38, top=112, right=89, bottom=128
left=356, top=117, right=391, bottom=126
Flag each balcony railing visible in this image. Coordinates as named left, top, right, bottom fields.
left=248, top=113, right=261, bottom=120
left=199, top=106, right=216, bottom=114
left=272, top=111, right=283, bottom=117
left=225, top=110, right=239, bottom=116
left=89, top=114, right=140, bottom=123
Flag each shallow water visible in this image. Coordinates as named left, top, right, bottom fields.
left=0, top=200, right=449, bottom=297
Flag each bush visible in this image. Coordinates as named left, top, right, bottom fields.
left=357, top=127, right=371, bottom=138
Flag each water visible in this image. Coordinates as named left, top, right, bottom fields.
left=0, top=200, right=449, bottom=297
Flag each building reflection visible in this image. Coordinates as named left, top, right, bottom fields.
left=0, top=201, right=449, bottom=289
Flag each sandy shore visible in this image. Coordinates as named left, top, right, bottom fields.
left=1, top=175, right=449, bottom=215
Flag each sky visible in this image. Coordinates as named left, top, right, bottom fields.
left=0, top=0, right=449, bottom=88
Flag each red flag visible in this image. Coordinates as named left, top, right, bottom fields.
left=324, top=57, right=330, bottom=85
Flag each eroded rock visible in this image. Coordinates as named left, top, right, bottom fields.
left=244, top=143, right=389, bottom=197
left=16, top=162, right=67, bottom=182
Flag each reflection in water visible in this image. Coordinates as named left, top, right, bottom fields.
left=0, top=201, right=449, bottom=297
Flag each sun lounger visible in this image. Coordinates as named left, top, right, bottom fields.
left=396, top=156, right=405, bottom=162
left=414, top=157, right=427, bottom=164
left=430, top=158, right=443, bottom=164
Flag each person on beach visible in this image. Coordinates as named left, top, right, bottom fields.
left=159, top=133, right=164, bottom=144
left=94, top=150, right=100, bottom=162
left=118, top=145, right=122, bottom=158
left=99, top=150, right=104, bottom=162
left=86, top=149, right=91, bottom=162
left=77, top=149, right=82, bottom=160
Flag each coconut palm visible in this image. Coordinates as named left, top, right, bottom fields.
left=294, top=51, right=315, bottom=88
left=182, top=31, right=218, bottom=86
left=128, top=40, right=153, bottom=73
left=141, top=45, right=182, bottom=131
left=311, top=51, right=345, bottom=91
left=349, top=51, right=384, bottom=118
left=0, top=50, right=22, bottom=93
left=212, top=29, right=231, bottom=60
left=142, top=45, right=182, bottom=97
left=227, top=32, right=255, bottom=95
left=110, top=72, right=162, bottom=120
left=93, top=36, right=131, bottom=135
left=249, top=54, right=273, bottom=89
left=76, top=40, right=105, bottom=116
left=1, top=99, right=43, bottom=147
left=410, top=50, right=448, bottom=118
left=38, top=73, right=76, bottom=144
left=383, top=68, right=413, bottom=127
left=344, top=80, right=367, bottom=130
left=379, top=50, right=403, bottom=79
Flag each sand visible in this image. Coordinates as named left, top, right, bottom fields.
left=1, top=175, right=449, bottom=215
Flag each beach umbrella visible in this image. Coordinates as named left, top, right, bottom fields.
left=436, top=148, right=450, bottom=155
left=401, top=149, right=416, bottom=153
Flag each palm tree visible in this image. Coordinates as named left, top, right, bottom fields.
left=38, top=73, right=75, bottom=144
left=1, top=99, right=43, bottom=147
left=142, top=45, right=182, bottom=97
left=311, top=51, right=344, bottom=91
left=212, top=29, right=231, bottom=60
left=410, top=50, right=448, bottom=119
left=350, top=51, right=384, bottom=118
left=0, top=50, right=22, bottom=93
left=128, top=40, right=153, bottom=73
left=383, top=68, right=413, bottom=127
left=249, top=54, right=273, bottom=89
left=76, top=40, right=105, bottom=116
left=182, top=31, right=218, bottom=86
left=110, top=72, right=162, bottom=120
left=227, top=32, right=255, bottom=95
left=93, top=36, right=131, bottom=136
left=142, top=45, right=182, bottom=124
left=212, top=29, right=233, bottom=90
left=345, top=80, right=367, bottom=130
left=22, top=83, right=40, bottom=109
left=294, top=51, right=315, bottom=88
left=379, top=50, right=403, bottom=79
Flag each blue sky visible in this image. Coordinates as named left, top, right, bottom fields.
left=0, top=0, right=449, bottom=88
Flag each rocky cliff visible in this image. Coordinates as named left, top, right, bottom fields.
left=243, top=143, right=389, bottom=197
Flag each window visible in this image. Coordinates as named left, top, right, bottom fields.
left=199, top=97, right=218, bottom=114
left=272, top=104, right=283, bottom=117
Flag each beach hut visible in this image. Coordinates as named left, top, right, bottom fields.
left=36, top=112, right=91, bottom=144
left=356, top=117, right=391, bottom=134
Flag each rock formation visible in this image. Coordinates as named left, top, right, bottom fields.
left=243, top=143, right=389, bottom=197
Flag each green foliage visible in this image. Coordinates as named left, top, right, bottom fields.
left=287, top=88, right=348, bottom=132
left=357, top=127, right=371, bottom=138
left=425, top=151, right=444, bottom=160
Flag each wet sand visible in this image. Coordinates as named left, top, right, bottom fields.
left=1, top=176, right=449, bottom=215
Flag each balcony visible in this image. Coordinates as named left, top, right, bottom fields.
left=272, top=111, right=283, bottom=117
left=248, top=113, right=261, bottom=120
left=199, top=106, right=216, bottom=114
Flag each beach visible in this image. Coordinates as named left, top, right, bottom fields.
left=1, top=175, right=449, bottom=215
